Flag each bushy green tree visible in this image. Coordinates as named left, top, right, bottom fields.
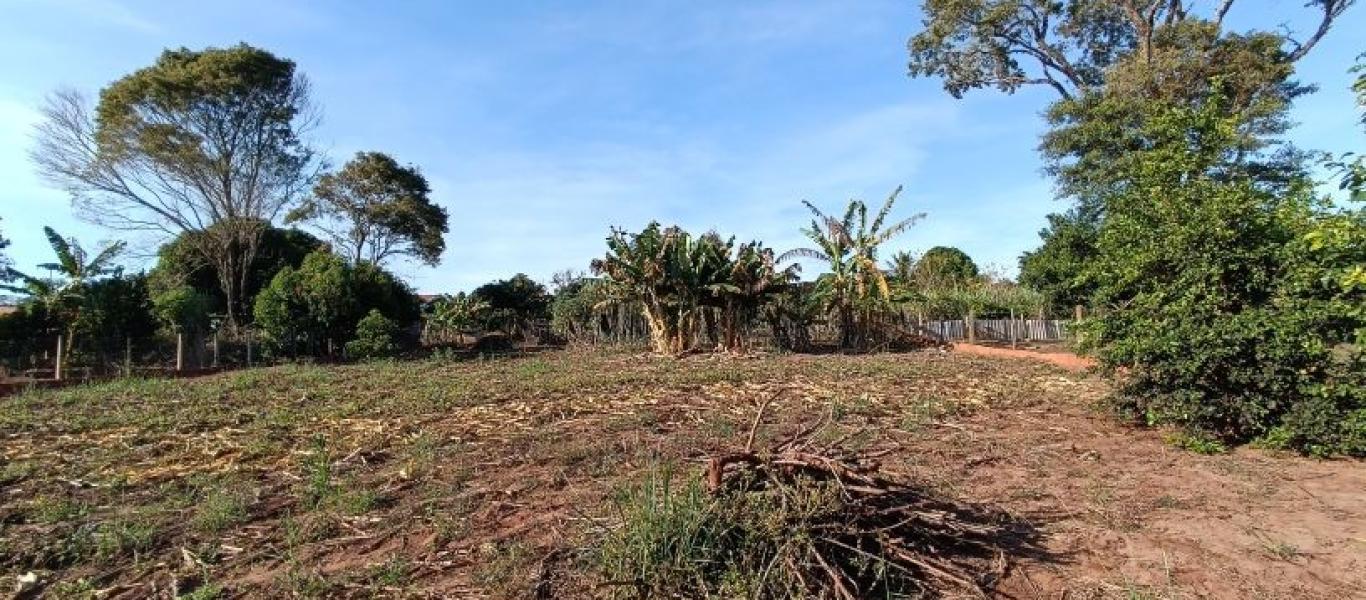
left=472, top=273, right=550, bottom=338
left=912, top=246, right=978, bottom=290
left=345, top=309, right=399, bottom=360
left=78, top=274, right=158, bottom=344
left=34, top=44, right=321, bottom=327
left=1081, top=96, right=1363, bottom=456
left=252, top=250, right=418, bottom=356
left=1018, top=207, right=1101, bottom=314
left=147, top=223, right=322, bottom=322
left=151, top=284, right=212, bottom=334
left=288, top=151, right=448, bottom=266
left=252, top=265, right=309, bottom=354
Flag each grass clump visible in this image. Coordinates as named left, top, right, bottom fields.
left=1164, top=430, right=1228, bottom=455
left=193, top=488, right=251, bottom=534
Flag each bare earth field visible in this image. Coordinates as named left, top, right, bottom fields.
left=1, top=348, right=1362, bottom=598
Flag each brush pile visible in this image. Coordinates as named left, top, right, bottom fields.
left=596, top=402, right=1037, bottom=599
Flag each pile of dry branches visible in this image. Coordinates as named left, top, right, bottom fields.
left=698, top=403, right=1026, bottom=599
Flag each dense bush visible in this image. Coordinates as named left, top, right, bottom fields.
left=147, top=223, right=323, bottom=320
left=1081, top=99, right=1364, bottom=456
left=548, top=277, right=648, bottom=344
left=472, top=273, right=550, bottom=339
left=253, top=250, right=419, bottom=357
left=345, top=309, right=399, bottom=360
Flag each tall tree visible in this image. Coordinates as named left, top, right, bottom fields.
left=912, top=246, right=979, bottom=291
left=289, top=151, right=448, bottom=266
left=908, top=0, right=1351, bottom=101
left=32, top=43, right=320, bottom=328
left=910, top=0, right=1354, bottom=309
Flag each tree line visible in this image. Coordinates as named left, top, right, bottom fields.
left=3, top=44, right=449, bottom=369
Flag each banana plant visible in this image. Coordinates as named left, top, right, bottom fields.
left=2, top=227, right=126, bottom=359
left=779, top=186, right=923, bottom=349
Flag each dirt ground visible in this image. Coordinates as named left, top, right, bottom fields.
left=0, top=348, right=1361, bottom=598
left=952, top=342, right=1097, bottom=371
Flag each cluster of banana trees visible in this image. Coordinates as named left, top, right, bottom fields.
left=779, top=186, right=923, bottom=349
left=421, top=292, right=489, bottom=344
left=591, top=223, right=796, bottom=354
left=1, top=227, right=127, bottom=361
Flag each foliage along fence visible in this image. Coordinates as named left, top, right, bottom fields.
left=918, top=319, right=1071, bottom=343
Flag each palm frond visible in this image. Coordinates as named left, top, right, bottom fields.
left=869, top=185, right=904, bottom=234
left=777, top=247, right=830, bottom=263
left=85, top=241, right=127, bottom=276
left=42, top=227, right=79, bottom=277
left=874, top=213, right=927, bottom=244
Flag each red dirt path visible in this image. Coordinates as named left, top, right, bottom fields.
left=953, top=342, right=1097, bottom=371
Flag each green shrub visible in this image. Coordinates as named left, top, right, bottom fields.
left=345, top=310, right=398, bottom=360
left=253, top=250, right=418, bottom=357
left=1081, top=97, right=1364, bottom=456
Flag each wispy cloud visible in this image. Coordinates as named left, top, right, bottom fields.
left=409, top=98, right=960, bottom=292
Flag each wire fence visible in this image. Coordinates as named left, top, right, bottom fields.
left=0, top=330, right=270, bottom=385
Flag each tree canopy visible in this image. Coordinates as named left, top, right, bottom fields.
left=147, top=222, right=322, bottom=321
left=912, top=246, right=979, bottom=291
left=289, top=151, right=448, bottom=266
left=253, top=249, right=419, bottom=356
left=907, top=0, right=1351, bottom=100
left=33, top=43, right=321, bottom=327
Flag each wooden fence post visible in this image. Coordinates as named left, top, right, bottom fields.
left=212, top=331, right=220, bottom=369
left=1009, top=309, right=1017, bottom=349
left=1074, top=304, right=1084, bottom=322
left=246, top=330, right=253, bottom=367
left=124, top=337, right=132, bottom=378
left=175, top=333, right=184, bottom=372
left=54, top=335, right=63, bottom=381
left=966, top=310, right=976, bottom=344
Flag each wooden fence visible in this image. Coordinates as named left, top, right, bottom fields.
left=919, top=319, right=1071, bottom=342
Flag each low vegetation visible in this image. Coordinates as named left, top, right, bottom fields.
left=1, top=349, right=1361, bottom=598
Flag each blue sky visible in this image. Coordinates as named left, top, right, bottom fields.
left=1, top=0, right=1362, bottom=293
